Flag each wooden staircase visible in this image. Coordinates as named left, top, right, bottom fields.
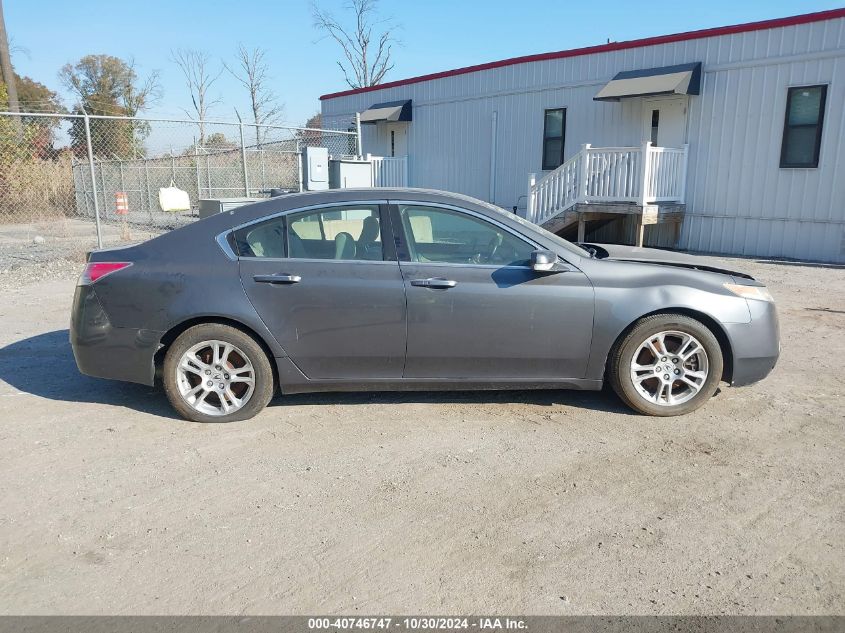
left=526, top=142, right=688, bottom=246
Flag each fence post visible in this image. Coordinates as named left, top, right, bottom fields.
left=679, top=143, right=689, bottom=204
left=238, top=120, right=250, bottom=196
left=194, top=142, right=201, bottom=200
left=579, top=143, right=591, bottom=203
left=639, top=141, right=652, bottom=206
left=296, top=139, right=303, bottom=192
left=82, top=112, right=103, bottom=249
left=143, top=159, right=153, bottom=223
left=355, top=112, right=363, bottom=158
left=206, top=152, right=212, bottom=196
left=527, top=173, right=536, bottom=221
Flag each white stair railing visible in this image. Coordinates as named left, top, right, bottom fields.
left=643, top=145, right=687, bottom=202
left=526, top=150, right=583, bottom=224
left=527, top=143, right=689, bottom=226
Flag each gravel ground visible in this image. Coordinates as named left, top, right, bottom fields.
left=0, top=246, right=842, bottom=615
left=0, top=219, right=163, bottom=290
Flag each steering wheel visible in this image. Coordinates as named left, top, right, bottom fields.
left=483, top=232, right=504, bottom=263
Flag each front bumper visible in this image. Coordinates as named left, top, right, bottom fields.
left=723, top=298, right=780, bottom=387
left=70, top=285, right=161, bottom=386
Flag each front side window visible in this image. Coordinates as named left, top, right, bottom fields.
left=398, top=205, right=534, bottom=266
left=542, top=108, right=566, bottom=170
left=780, top=85, right=827, bottom=168
left=288, top=205, right=383, bottom=260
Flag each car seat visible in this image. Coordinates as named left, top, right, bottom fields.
left=334, top=232, right=357, bottom=260
left=357, top=216, right=381, bottom=260
left=288, top=229, right=308, bottom=259
left=246, top=224, right=285, bottom=258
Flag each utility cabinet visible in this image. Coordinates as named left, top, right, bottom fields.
left=198, top=198, right=262, bottom=219
left=302, top=146, right=329, bottom=191
left=329, top=158, right=373, bottom=189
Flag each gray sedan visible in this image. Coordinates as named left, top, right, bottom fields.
left=70, top=188, right=779, bottom=423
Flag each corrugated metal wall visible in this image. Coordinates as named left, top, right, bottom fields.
left=322, top=17, right=845, bottom=262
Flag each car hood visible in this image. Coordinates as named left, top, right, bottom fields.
left=579, top=243, right=755, bottom=280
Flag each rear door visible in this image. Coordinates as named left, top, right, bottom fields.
left=390, top=202, right=594, bottom=379
left=236, top=202, right=406, bottom=379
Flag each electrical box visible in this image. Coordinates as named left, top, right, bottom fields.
left=329, top=158, right=373, bottom=189
left=302, top=146, right=329, bottom=191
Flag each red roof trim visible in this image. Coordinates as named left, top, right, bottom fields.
left=320, top=8, right=845, bottom=100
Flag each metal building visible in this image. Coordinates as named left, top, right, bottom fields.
left=321, top=8, right=845, bottom=263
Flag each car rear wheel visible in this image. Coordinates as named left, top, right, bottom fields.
left=608, top=314, right=723, bottom=416
left=163, top=324, right=274, bottom=423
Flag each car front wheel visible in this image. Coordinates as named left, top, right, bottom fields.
left=163, top=323, right=275, bottom=423
left=608, top=314, right=723, bottom=416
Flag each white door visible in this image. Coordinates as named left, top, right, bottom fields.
left=641, top=96, right=687, bottom=147
left=384, top=122, right=409, bottom=157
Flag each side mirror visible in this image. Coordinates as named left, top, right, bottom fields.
left=530, top=249, right=558, bottom=272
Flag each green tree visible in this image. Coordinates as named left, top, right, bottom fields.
left=59, top=54, right=160, bottom=158
left=203, top=132, right=237, bottom=150
left=0, top=73, right=64, bottom=158
left=2, top=72, right=63, bottom=113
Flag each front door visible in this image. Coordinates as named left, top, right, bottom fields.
left=391, top=203, right=595, bottom=379
left=236, top=203, right=406, bottom=379
left=641, top=96, right=688, bottom=146
left=384, top=122, right=408, bottom=157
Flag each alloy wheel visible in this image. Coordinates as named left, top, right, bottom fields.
left=629, top=330, right=709, bottom=407
left=175, top=340, right=255, bottom=417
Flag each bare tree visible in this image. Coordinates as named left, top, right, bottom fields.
left=0, top=0, right=21, bottom=137
left=224, top=45, right=284, bottom=147
left=312, top=0, right=398, bottom=90
left=171, top=49, right=222, bottom=145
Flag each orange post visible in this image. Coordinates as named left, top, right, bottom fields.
left=115, top=191, right=130, bottom=240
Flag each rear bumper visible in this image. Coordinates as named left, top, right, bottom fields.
left=724, top=299, right=780, bottom=387
left=70, top=285, right=161, bottom=386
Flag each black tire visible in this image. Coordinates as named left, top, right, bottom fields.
left=608, top=314, right=723, bottom=417
left=162, top=323, right=274, bottom=423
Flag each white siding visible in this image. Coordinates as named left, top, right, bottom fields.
left=323, top=17, right=845, bottom=262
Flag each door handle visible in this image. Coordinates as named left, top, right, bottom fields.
left=410, top=277, right=457, bottom=289
left=253, top=273, right=302, bottom=284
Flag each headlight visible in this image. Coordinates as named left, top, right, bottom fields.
left=724, top=283, right=774, bottom=302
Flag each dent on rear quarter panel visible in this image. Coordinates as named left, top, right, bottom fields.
left=90, top=210, right=285, bottom=358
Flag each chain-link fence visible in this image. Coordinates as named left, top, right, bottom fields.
left=0, top=111, right=358, bottom=269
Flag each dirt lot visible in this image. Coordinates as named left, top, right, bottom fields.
left=0, top=252, right=842, bottom=615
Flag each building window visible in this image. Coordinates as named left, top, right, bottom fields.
left=650, top=109, right=660, bottom=145
left=780, top=85, right=827, bottom=168
left=542, top=108, right=566, bottom=170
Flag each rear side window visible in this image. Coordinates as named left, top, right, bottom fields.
left=233, top=204, right=385, bottom=260
left=233, top=217, right=286, bottom=258
left=287, top=205, right=383, bottom=261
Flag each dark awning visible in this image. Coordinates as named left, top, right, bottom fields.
left=594, top=63, right=702, bottom=101
left=359, top=100, right=412, bottom=124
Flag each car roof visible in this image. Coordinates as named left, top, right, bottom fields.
left=222, top=187, right=509, bottom=224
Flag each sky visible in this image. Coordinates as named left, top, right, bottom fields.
left=5, top=0, right=843, bottom=129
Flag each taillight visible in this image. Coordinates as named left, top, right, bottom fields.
left=79, top=262, right=132, bottom=285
